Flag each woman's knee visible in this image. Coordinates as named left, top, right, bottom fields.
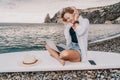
left=60, top=50, right=70, bottom=58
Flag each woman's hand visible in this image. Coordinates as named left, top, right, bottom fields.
left=74, top=13, right=79, bottom=21
left=72, top=23, right=79, bottom=29
left=70, top=6, right=79, bottom=24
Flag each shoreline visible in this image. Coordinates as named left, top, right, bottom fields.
left=0, top=24, right=120, bottom=54
left=0, top=37, right=120, bottom=79
left=0, top=24, right=120, bottom=79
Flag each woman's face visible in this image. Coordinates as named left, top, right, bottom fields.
left=64, top=12, right=74, bottom=23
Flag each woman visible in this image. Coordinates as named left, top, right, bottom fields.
left=45, top=6, right=89, bottom=66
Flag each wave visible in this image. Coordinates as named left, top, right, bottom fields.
left=0, top=45, right=45, bottom=54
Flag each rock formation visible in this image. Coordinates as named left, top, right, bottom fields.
left=45, top=2, right=120, bottom=24
left=44, top=13, right=51, bottom=23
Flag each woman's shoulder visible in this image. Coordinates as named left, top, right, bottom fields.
left=78, top=16, right=89, bottom=24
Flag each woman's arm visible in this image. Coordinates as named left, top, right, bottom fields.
left=64, top=23, right=72, bottom=48
left=74, top=18, right=89, bottom=37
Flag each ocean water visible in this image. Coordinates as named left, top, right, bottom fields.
left=0, top=23, right=120, bottom=54
left=0, top=23, right=65, bottom=54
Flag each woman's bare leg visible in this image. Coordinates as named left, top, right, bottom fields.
left=60, top=50, right=81, bottom=62
left=45, top=44, right=65, bottom=65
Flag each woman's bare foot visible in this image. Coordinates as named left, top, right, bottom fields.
left=45, top=44, right=65, bottom=66
left=59, top=59, right=65, bottom=66
left=49, top=53, right=54, bottom=57
left=49, top=52, right=65, bottom=66
left=49, top=51, right=65, bottom=65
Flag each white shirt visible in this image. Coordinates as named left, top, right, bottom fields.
left=64, top=16, right=90, bottom=62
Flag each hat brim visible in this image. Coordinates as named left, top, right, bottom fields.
left=18, top=58, right=40, bottom=67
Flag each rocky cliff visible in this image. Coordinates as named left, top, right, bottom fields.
left=44, top=2, right=120, bottom=24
